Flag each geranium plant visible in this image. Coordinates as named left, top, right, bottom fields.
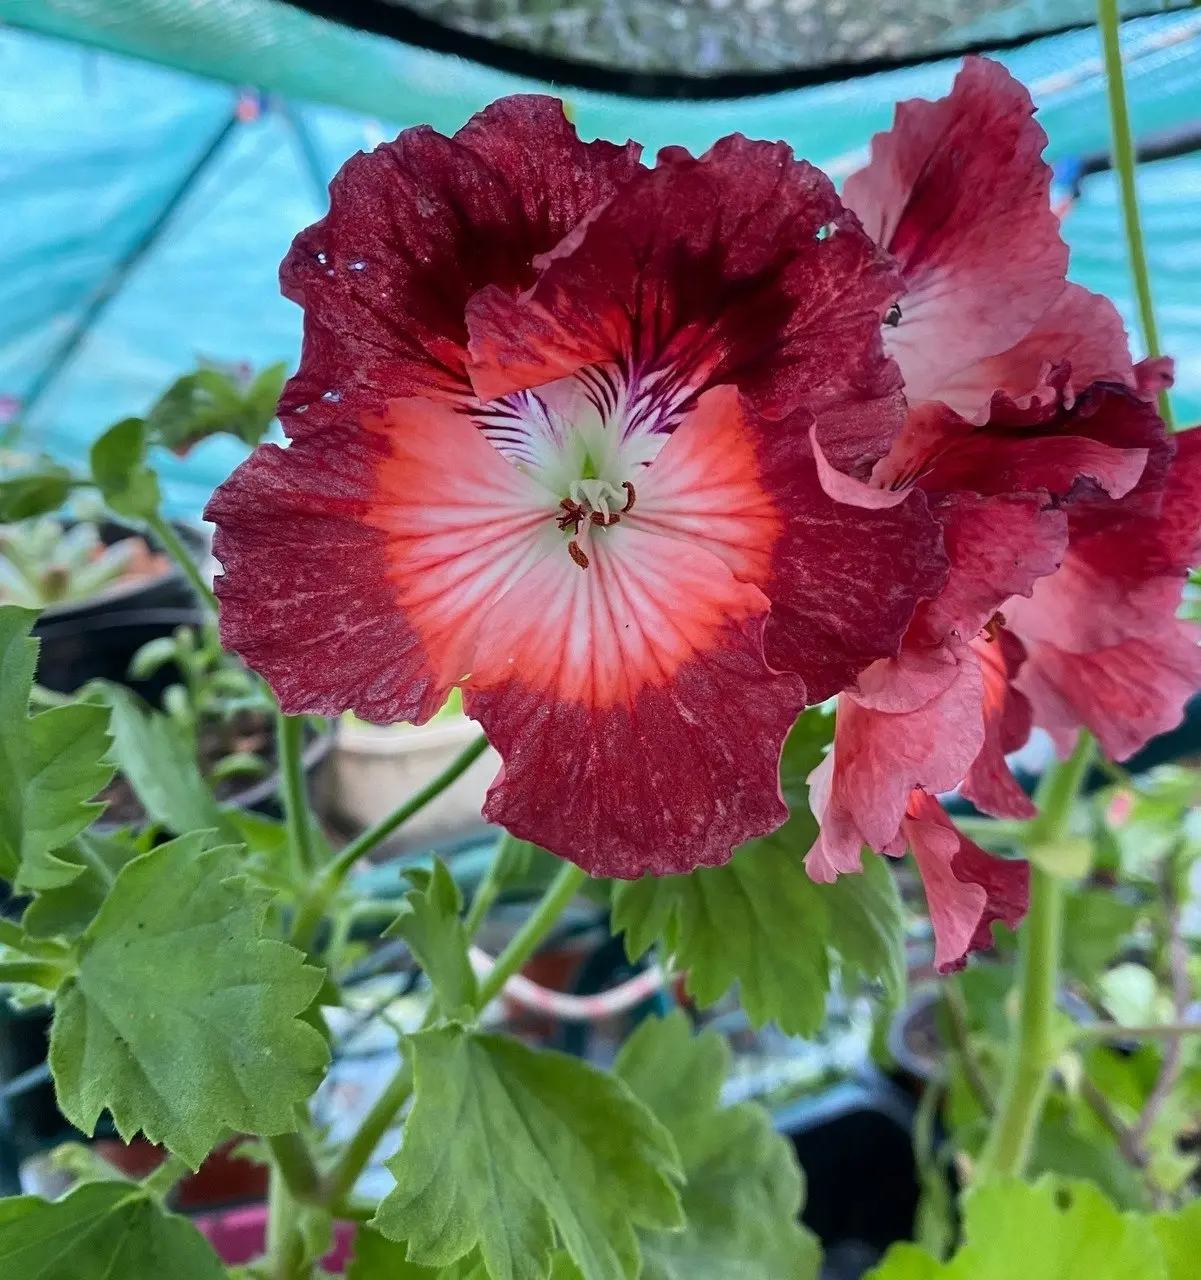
left=1, top=5, right=1200, bottom=1277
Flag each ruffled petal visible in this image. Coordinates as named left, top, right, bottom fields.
left=1019, top=627, right=1201, bottom=762
left=463, top=520, right=805, bottom=878
left=910, top=385, right=1157, bottom=503
left=932, top=283, right=1135, bottom=417
left=902, top=791, right=1030, bottom=972
left=278, top=96, right=641, bottom=437
left=805, top=642, right=985, bottom=877
left=843, top=56, right=1068, bottom=418
left=206, top=397, right=553, bottom=723
left=913, top=491, right=1067, bottom=645
left=961, top=630, right=1036, bottom=820
left=467, top=135, right=904, bottom=474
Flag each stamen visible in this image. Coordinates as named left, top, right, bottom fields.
left=568, top=540, right=590, bottom=570
left=884, top=301, right=903, bottom=327
left=621, top=481, right=636, bottom=512
left=983, top=611, right=1006, bottom=642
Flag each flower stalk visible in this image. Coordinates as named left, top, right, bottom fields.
left=146, top=511, right=219, bottom=614
left=976, top=732, right=1096, bottom=1182
left=1096, top=0, right=1173, bottom=426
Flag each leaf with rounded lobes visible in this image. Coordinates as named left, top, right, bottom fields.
left=49, top=836, right=329, bottom=1168
left=866, top=1178, right=1166, bottom=1280
left=89, top=418, right=160, bottom=521
left=613, top=710, right=904, bottom=1035
left=0, top=606, right=114, bottom=889
left=0, top=468, right=72, bottom=521
left=614, top=1010, right=821, bottom=1280
left=0, top=1180, right=226, bottom=1279
left=346, top=1231, right=487, bottom=1279
left=384, top=859, right=477, bottom=1019
left=373, top=1025, right=683, bottom=1280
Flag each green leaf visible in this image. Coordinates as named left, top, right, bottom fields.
left=613, top=711, right=903, bottom=1035
left=346, top=1231, right=487, bottom=1278
left=90, top=683, right=236, bottom=840
left=0, top=606, right=114, bottom=888
left=614, top=1010, right=821, bottom=1280
left=21, top=828, right=143, bottom=939
left=89, top=418, right=160, bottom=520
left=0, top=468, right=72, bottom=521
left=0, top=1180, right=226, bottom=1279
left=1152, top=1201, right=1201, bottom=1280
left=867, top=1178, right=1166, bottom=1280
left=373, top=1025, right=683, bottom=1280
left=49, top=836, right=329, bottom=1167
left=148, top=363, right=284, bottom=453
left=1062, top=889, right=1138, bottom=981
left=384, top=859, right=477, bottom=1018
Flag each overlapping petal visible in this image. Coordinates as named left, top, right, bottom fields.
left=467, top=134, right=906, bottom=475
left=902, top=791, right=1030, bottom=973
left=843, top=56, right=1068, bottom=419
left=277, top=96, right=642, bottom=437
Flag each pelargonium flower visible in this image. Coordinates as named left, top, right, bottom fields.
left=807, top=55, right=1201, bottom=971
left=206, top=98, right=946, bottom=878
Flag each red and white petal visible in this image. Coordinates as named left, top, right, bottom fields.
left=1019, top=627, right=1201, bottom=762
left=279, top=96, right=641, bottom=438
left=467, top=136, right=904, bottom=473
left=805, top=642, right=986, bottom=876
left=206, top=397, right=553, bottom=724
left=462, top=523, right=806, bottom=877
left=843, top=56, right=1068, bottom=418
left=628, top=386, right=948, bottom=703
left=960, top=630, right=1036, bottom=820
left=902, top=791, right=1030, bottom=973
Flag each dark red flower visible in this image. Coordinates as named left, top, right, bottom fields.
left=206, top=97, right=946, bottom=878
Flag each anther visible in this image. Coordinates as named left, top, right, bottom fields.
left=983, top=611, right=1006, bottom=642
left=884, top=301, right=903, bottom=328
left=568, top=540, right=590, bottom=570
left=621, top=481, right=636, bottom=512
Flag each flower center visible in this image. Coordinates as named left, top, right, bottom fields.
left=555, top=478, right=637, bottom=570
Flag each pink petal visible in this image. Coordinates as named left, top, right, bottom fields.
left=1019, top=627, right=1201, bottom=762
left=960, top=630, right=1036, bottom=820
left=903, top=791, right=1030, bottom=972
left=912, top=491, right=1067, bottom=645
left=806, top=641, right=986, bottom=868
left=843, top=56, right=1068, bottom=418
left=277, top=96, right=641, bottom=438
left=932, top=283, right=1135, bottom=419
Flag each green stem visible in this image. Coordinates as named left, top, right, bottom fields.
left=146, top=511, right=219, bottom=613
left=277, top=712, right=317, bottom=876
left=142, top=1153, right=190, bottom=1201
left=267, top=1132, right=322, bottom=1205
left=976, top=733, right=1097, bottom=1182
left=1097, top=0, right=1173, bottom=427
left=463, top=834, right=517, bottom=940
left=475, top=862, right=587, bottom=1010
left=290, top=733, right=489, bottom=952
left=265, top=1163, right=308, bottom=1280
left=324, top=1057, right=414, bottom=1205
left=1075, top=1020, right=1201, bottom=1043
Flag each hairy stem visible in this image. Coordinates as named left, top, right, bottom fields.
left=146, top=511, right=219, bottom=614
left=1097, top=0, right=1173, bottom=426
left=277, top=712, right=317, bottom=877
left=325, top=1057, right=414, bottom=1206
left=267, top=1132, right=322, bottom=1205
left=976, top=733, right=1096, bottom=1181
left=290, top=733, right=489, bottom=952
left=475, top=862, right=587, bottom=1010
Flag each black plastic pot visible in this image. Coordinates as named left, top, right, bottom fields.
left=775, top=1076, right=919, bottom=1279
left=31, top=519, right=208, bottom=626
left=34, top=606, right=207, bottom=703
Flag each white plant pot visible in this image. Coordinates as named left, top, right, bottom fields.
left=330, top=715, right=499, bottom=854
